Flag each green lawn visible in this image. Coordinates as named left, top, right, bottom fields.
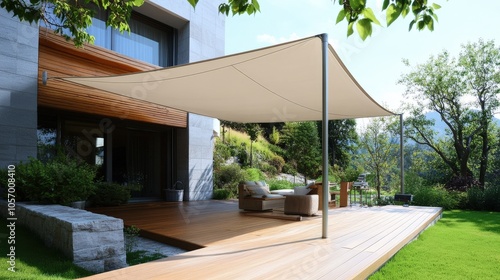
left=0, top=224, right=93, bottom=280
left=370, top=210, right=500, bottom=279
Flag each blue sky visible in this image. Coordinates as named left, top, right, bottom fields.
left=225, top=0, right=500, bottom=117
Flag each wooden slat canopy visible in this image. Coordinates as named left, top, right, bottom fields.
left=37, top=27, right=187, bottom=128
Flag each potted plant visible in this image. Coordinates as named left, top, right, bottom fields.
left=165, top=181, right=184, bottom=202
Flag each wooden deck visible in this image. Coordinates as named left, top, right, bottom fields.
left=85, top=201, right=442, bottom=280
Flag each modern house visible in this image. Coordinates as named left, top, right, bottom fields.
left=0, top=1, right=224, bottom=201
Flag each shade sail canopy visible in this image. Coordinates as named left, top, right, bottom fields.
left=59, top=35, right=394, bottom=123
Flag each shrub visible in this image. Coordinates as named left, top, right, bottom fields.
left=466, top=185, right=500, bottom=211
left=14, top=157, right=97, bottom=205
left=213, top=164, right=249, bottom=198
left=268, top=179, right=298, bottom=190
left=214, top=140, right=231, bottom=170
left=212, top=189, right=231, bottom=200
left=282, top=163, right=297, bottom=175
left=269, top=155, right=285, bottom=173
left=244, top=168, right=265, bottom=181
left=411, top=185, right=459, bottom=210
left=124, top=225, right=141, bottom=254
left=466, top=187, right=485, bottom=210
left=89, top=182, right=132, bottom=206
left=0, top=163, right=30, bottom=201
left=236, top=146, right=249, bottom=166
left=483, top=185, right=500, bottom=211
left=375, top=195, right=394, bottom=206
left=259, top=163, right=278, bottom=177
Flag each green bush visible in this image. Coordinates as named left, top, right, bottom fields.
left=89, top=182, right=132, bottom=206
left=375, top=195, right=394, bottom=206
left=236, top=146, right=249, bottom=166
left=213, top=164, right=249, bottom=198
left=466, top=185, right=500, bottom=211
left=0, top=164, right=29, bottom=201
left=268, top=179, right=298, bottom=190
left=14, top=157, right=97, bottom=205
left=214, top=140, right=231, bottom=170
left=269, top=155, right=285, bottom=173
left=212, top=189, right=231, bottom=200
left=282, top=163, right=297, bottom=175
left=244, top=168, right=265, bottom=181
left=411, top=185, right=459, bottom=210
left=259, top=163, right=278, bottom=177
left=484, top=185, right=500, bottom=212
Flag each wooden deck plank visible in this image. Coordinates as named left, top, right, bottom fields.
left=85, top=201, right=442, bottom=280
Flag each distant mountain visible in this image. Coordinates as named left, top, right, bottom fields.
left=424, top=111, right=500, bottom=137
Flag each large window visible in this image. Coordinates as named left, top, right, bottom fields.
left=44, top=5, right=177, bottom=67
left=88, top=12, right=177, bottom=67
left=89, top=11, right=177, bottom=67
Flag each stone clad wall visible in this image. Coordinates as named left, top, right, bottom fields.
left=0, top=9, right=39, bottom=168
left=0, top=201, right=126, bottom=273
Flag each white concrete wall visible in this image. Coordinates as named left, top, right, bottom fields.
left=187, top=114, right=215, bottom=200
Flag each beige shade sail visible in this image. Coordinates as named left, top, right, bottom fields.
left=58, top=35, right=394, bottom=123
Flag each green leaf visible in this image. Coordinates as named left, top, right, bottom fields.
left=347, top=21, right=354, bottom=37
left=133, top=0, right=144, bottom=6
left=432, top=3, right=442, bottom=9
left=402, top=6, right=410, bottom=18
left=417, top=20, right=425, bottom=30
left=356, top=18, right=372, bottom=40
left=424, top=15, right=434, bottom=31
left=252, top=0, right=261, bottom=12
left=362, top=8, right=381, bottom=26
left=350, top=0, right=366, bottom=11
left=409, top=19, right=416, bottom=31
left=432, top=13, right=439, bottom=22
left=218, top=3, right=230, bottom=15
left=386, top=4, right=402, bottom=26
left=187, top=0, right=198, bottom=8
left=336, top=9, right=346, bottom=24
left=247, top=5, right=254, bottom=15
left=382, top=0, right=390, bottom=10
left=412, top=0, right=424, bottom=15
left=427, top=17, right=434, bottom=31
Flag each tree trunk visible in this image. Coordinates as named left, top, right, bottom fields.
left=479, top=129, right=488, bottom=188
left=250, top=141, right=253, bottom=167
left=376, top=169, right=381, bottom=199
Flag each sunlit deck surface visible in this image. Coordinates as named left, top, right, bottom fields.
left=85, top=200, right=442, bottom=280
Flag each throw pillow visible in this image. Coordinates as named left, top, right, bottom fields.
left=294, top=186, right=310, bottom=195
left=246, top=184, right=270, bottom=196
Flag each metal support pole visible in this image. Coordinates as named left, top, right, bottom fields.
left=320, top=33, right=329, bottom=239
left=400, top=113, right=404, bottom=194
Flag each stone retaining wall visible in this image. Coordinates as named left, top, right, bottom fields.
left=0, top=201, right=127, bottom=273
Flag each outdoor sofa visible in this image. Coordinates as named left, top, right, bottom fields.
left=238, top=181, right=319, bottom=216
left=238, top=181, right=285, bottom=211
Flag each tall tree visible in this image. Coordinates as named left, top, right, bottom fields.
left=357, top=117, right=398, bottom=199
left=400, top=39, right=500, bottom=189
left=281, top=122, right=321, bottom=184
left=2, top=0, right=445, bottom=47
left=317, top=119, right=358, bottom=170
left=458, top=39, right=500, bottom=186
